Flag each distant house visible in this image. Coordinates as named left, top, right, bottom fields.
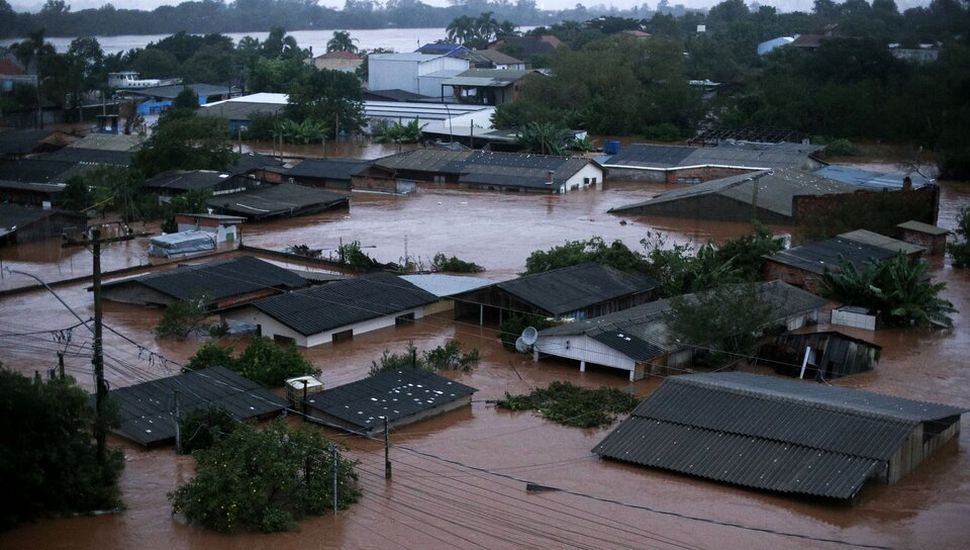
left=262, top=158, right=371, bottom=191
left=142, top=170, right=247, bottom=203
left=896, top=220, right=949, bottom=256
left=472, top=49, right=526, bottom=70
left=127, top=83, right=238, bottom=115
left=224, top=272, right=439, bottom=347
left=416, top=43, right=492, bottom=67
left=205, top=182, right=349, bottom=221
left=175, top=213, right=245, bottom=244
left=99, top=255, right=308, bottom=310
left=356, top=149, right=604, bottom=194
left=601, top=142, right=824, bottom=183
left=763, top=236, right=901, bottom=293
left=0, top=180, right=65, bottom=207
left=594, top=372, right=965, bottom=500
left=488, top=35, right=562, bottom=59
left=311, top=50, right=364, bottom=73
left=0, top=203, right=87, bottom=245
left=443, top=69, right=543, bottom=106
left=0, top=53, right=37, bottom=97
left=367, top=53, right=470, bottom=98
left=199, top=92, right=288, bottom=133
left=889, top=44, right=940, bottom=64
left=304, top=368, right=477, bottom=433
left=452, top=262, right=658, bottom=325
left=534, top=280, right=824, bottom=381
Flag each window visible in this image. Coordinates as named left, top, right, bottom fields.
left=273, top=334, right=295, bottom=346
left=583, top=177, right=590, bottom=185
left=395, top=312, right=415, bottom=325
left=332, top=329, right=353, bottom=342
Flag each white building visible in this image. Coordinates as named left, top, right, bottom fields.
left=367, top=53, right=470, bottom=98
left=174, top=213, right=244, bottom=244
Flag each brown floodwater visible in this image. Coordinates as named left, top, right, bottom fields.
left=1, top=180, right=970, bottom=549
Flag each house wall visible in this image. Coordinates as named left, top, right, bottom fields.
left=616, top=193, right=792, bottom=224
left=13, top=213, right=87, bottom=243
left=563, top=164, right=604, bottom=192
left=313, top=58, right=362, bottom=73
left=831, top=309, right=877, bottom=330
left=225, top=306, right=427, bottom=348
left=886, top=420, right=961, bottom=484
left=897, top=229, right=947, bottom=256
left=535, top=334, right=637, bottom=378
left=368, top=56, right=468, bottom=95
left=763, top=260, right=824, bottom=294
left=792, top=186, right=939, bottom=226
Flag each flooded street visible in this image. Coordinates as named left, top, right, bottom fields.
left=2, top=180, right=970, bottom=549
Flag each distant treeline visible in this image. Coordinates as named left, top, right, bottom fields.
left=0, top=0, right=670, bottom=38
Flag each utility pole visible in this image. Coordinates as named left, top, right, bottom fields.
left=174, top=389, right=181, bottom=453
left=384, top=417, right=392, bottom=480
left=57, top=352, right=64, bottom=380
left=332, top=444, right=339, bottom=515
left=91, top=228, right=108, bottom=465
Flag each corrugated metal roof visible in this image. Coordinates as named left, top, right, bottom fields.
left=103, top=255, right=308, bottom=303
left=108, top=366, right=288, bottom=446
left=593, top=372, right=965, bottom=499
left=814, top=165, right=932, bottom=190
left=143, top=170, right=230, bottom=192
left=205, top=182, right=347, bottom=221
left=251, top=272, right=438, bottom=336
left=495, top=262, right=657, bottom=317
left=399, top=274, right=494, bottom=297
left=305, top=368, right=476, bottom=432
left=39, top=147, right=132, bottom=166
left=839, top=229, right=925, bottom=255
left=281, top=158, right=370, bottom=181
left=0, top=158, right=76, bottom=184
left=604, top=142, right=820, bottom=171
left=0, top=179, right=65, bottom=194
left=765, top=236, right=900, bottom=275
left=0, top=129, right=52, bottom=155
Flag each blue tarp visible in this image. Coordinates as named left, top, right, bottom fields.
left=148, top=230, right=215, bottom=257
left=814, top=165, right=933, bottom=190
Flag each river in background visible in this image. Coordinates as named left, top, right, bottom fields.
left=0, top=27, right=535, bottom=55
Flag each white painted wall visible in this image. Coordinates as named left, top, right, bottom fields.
left=368, top=55, right=468, bottom=95
left=176, top=222, right=238, bottom=243
left=535, top=334, right=636, bottom=374
left=224, top=305, right=426, bottom=348
left=562, top=163, right=605, bottom=193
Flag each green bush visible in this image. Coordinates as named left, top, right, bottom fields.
left=155, top=297, right=209, bottom=340
left=819, top=138, right=861, bottom=157
left=184, top=337, right=317, bottom=387
left=179, top=407, right=237, bottom=454
left=496, top=381, right=638, bottom=428
left=369, top=340, right=480, bottom=376
left=431, top=253, right=484, bottom=273
left=641, top=123, right=684, bottom=142
left=0, top=370, right=124, bottom=528
left=169, top=420, right=359, bottom=533
left=949, top=206, right=970, bottom=268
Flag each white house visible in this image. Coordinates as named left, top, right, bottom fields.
left=224, top=272, right=439, bottom=348
left=367, top=53, right=469, bottom=98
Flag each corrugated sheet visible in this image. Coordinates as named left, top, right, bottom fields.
left=305, top=368, right=476, bottom=431
left=252, top=272, right=438, bottom=336
left=108, top=366, right=288, bottom=446
left=593, top=372, right=965, bottom=499
left=839, top=229, right=925, bottom=255
left=496, top=262, right=658, bottom=316
left=766, top=237, right=899, bottom=275
left=282, top=158, right=370, bottom=181
left=39, top=147, right=132, bottom=166
left=206, top=182, right=348, bottom=220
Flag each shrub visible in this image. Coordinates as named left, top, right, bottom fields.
left=431, top=253, right=484, bottom=273
left=496, top=381, right=638, bottom=428
left=184, top=337, right=317, bottom=387
left=169, top=420, right=359, bottom=533
left=155, top=297, right=209, bottom=340
left=179, top=407, right=237, bottom=454
left=641, top=123, right=684, bottom=142
left=369, top=340, right=480, bottom=376
left=819, top=138, right=861, bottom=157
left=948, top=206, right=970, bottom=268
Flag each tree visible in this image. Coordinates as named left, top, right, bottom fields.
left=369, top=340, right=480, bottom=376
left=666, top=283, right=776, bottom=367
left=171, top=87, right=199, bottom=111
left=184, top=337, right=318, bottom=387
left=285, top=68, right=364, bottom=138
left=155, top=295, right=210, bottom=339
left=169, top=420, right=360, bottom=533
left=179, top=407, right=237, bottom=454
left=160, top=189, right=210, bottom=232
left=948, top=206, right=970, bottom=268
left=524, top=236, right=648, bottom=274
left=821, top=254, right=956, bottom=328
left=0, top=369, right=124, bottom=529
left=515, top=121, right=570, bottom=155
left=133, top=113, right=236, bottom=177
left=326, top=30, right=358, bottom=53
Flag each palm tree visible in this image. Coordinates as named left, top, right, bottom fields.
left=327, top=31, right=359, bottom=54
left=475, top=12, right=501, bottom=44
left=516, top=122, right=570, bottom=156
left=446, top=16, right=477, bottom=46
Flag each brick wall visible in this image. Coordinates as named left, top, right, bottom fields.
left=764, top=261, right=825, bottom=295
left=792, top=186, right=938, bottom=226
left=897, top=229, right=947, bottom=256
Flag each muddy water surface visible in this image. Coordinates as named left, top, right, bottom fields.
left=1, top=181, right=970, bottom=549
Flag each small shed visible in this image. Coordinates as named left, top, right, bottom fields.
left=175, top=213, right=245, bottom=243
left=831, top=305, right=877, bottom=330
left=148, top=230, right=216, bottom=257
left=763, top=236, right=900, bottom=294
left=304, top=368, right=477, bottom=434
left=839, top=229, right=925, bottom=257
left=593, top=372, right=965, bottom=501
left=760, top=330, right=882, bottom=379
left=107, top=366, right=289, bottom=447
left=896, top=220, right=949, bottom=256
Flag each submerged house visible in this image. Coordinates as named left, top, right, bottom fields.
left=534, top=280, right=825, bottom=381
left=205, top=182, right=349, bottom=221
left=304, top=368, right=477, bottom=434
left=761, top=330, right=882, bottom=380
left=452, top=262, right=658, bottom=325
left=0, top=203, right=87, bottom=245
left=763, top=236, right=901, bottom=293
left=99, top=256, right=309, bottom=310
left=224, top=272, right=439, bottom=347
left=593, top=372, right=964, bottom=500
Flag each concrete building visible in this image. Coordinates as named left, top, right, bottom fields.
left=367, top=53, right=470, bottom=99
left=225, top=273, right=438, bottom=348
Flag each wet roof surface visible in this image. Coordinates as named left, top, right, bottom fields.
left=594, top=372, right=965, bottom=499
left=305, top=367, right=476, bottom=431
left=766, top=236, right=900, bottom=275
left=38, top=147, right=132, bottom=166
left=206, top=182, right=348, bottom=220
left=108, top=366, right=288, bottom=446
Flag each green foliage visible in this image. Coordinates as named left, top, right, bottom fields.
left=334, top=240, right=380, bottom=270
left=496, top=381, right=638, bottom=428
left=179, top=407, right=237, bottom=454
left=641, top=123, right=686, bottom=142
left=171, top=87, right=199, bottom=111
left=369, top=340, right=480, bottom=376
left=822, top=254, right=956, bottom=328
left=817, top=137, right=861, bottom=157
left=431, top=253, right=484, bottom=273
left=713, top=225, right=785, bottom=281
left=285, top=68, right=364, bottom=138
left=0, top=369, right=124, bottom=528
left=666, top=283, right=776, bottom=367
left=326, top=30, right=358, bottom=54
left=524, top=237, right=648, bottom=275
left=184, top=338, right=317, bottom=387
left=155, top=296, right=209, bottom=339
left=949, top=206, right=970, bottom=268
left=133, top=113, right=237, bottom=178
left=160, top=189, right=211, bottom=233
left=279, top=118, right=329, bottom=144
left=499, top=314, right=556, bottom=352
left=372, top=119, right=426, bottom=144
left=446, top=12, right=516, bottom=48
left=516, top=121, right=570, bottom=156
left=245, top=111, right=282, bottom=141
left=61, top=176, right=92, bottom=211
left=169, top=420, right=359, bottom=533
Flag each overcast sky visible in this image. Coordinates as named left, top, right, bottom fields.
left=11, top=0, right=932, bottom=15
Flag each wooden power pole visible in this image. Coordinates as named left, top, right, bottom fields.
left=90, top=228, right=108, bottom=465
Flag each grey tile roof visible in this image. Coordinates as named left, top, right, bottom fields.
left=495, top=262, right=658, bottom=317
left=0, top=202, right=56, bottom=230
left=472, top=49, right=525, bottom=65
left=766, top=236, right=900, bottom=275
left=611, top=168, right=859, bottom=219
left=813, top=165, right=932, bottom=190
left=839, top=229, right=925, bottom=255
left=371, top=150, right=596, bottom=187
left=305, top=368, right=476, bottom=432
left=897, top=220, right=948, bottom=236
left=108, top=366, right=288, bottom=446
left=39, top=147, right=132, bottom=166
left=103, top=255, right=308, bottom=303
left=373, top=150, right=472, bottom=172
left=593, top=372, right=965, bottom=499
left=228, top=153, right=283, bottom=175
left=143, top=170, right=231, bottom=192
left=279, top=158, right=370, bottom=181
left=206, top=183, right=348, bottom=221
left=251, top=272, right=439, bottom=336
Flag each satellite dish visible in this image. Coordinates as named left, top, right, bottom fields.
left=515, top=337, right=529, bottom=353
left=521, top=326, right=538, bottom=346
